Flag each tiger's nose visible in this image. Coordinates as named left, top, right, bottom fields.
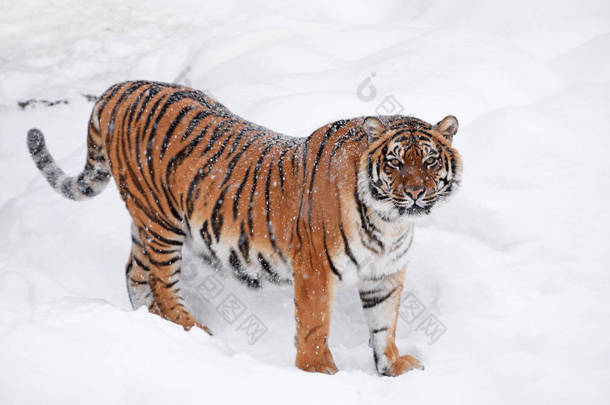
left=404, top=186, right=425, bottom=200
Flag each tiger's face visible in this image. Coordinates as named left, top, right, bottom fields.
left=359, top=115, right=462, bottom=221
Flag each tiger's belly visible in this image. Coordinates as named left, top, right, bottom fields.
left=186, top=219, right=414, bottom=288
left=186, top=224, right=293, bottom=288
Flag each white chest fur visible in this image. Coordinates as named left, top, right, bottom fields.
left=334, top=219, right=415, bottom=285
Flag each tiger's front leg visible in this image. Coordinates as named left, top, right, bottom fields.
left=359, top=269, right=424, bottom=376
left=293, top=255, right=338, bottom=374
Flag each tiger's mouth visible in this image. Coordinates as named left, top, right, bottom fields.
left=391, top=191, right=435, bottom=217
left=396, top=204, right=431, bottom=216
left=367, top=183, right=436, bottom=218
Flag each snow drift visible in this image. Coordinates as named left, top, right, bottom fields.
left=0, top=0, right=609, bottom=404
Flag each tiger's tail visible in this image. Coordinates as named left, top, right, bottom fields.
left=27, top=112, right=111, bottom=201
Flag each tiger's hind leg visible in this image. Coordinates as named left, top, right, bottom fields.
left=125, top=223, right=155, bottom=310
left=138, top=224, right=212, bottom=335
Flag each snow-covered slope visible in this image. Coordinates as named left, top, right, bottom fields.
left=1, top=1, right=609, bottom=404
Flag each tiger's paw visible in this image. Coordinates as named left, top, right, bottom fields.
left=154, top=305, right=213, bottom=336
left=380, top=354, right=424, bottom=377
left=296, top=350, right=338, bottom=375
left=296, top=361, right=338, bottom=375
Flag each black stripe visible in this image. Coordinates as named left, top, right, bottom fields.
left=88, top=154, right=106, bottom=163
left=136, top=93, right=169, bottom=196
left=133, top=256, right=151, bottom=272
left=307, top=120, right=347, bottom=223
left=359, top=288, right=383, bottom=296
left=118, top=143, right=165, bottom=222
left=290, top=145, right=298, bottom=175
left=97, top=81, right=129, bottom=119
left=123, top=84, right=150, bottom=154
left=119, top=146, right=184, bottom=236
left=129, top=278, right=148, bottom=285
left=368, top=156, right=385, bottom=189
left=390, top=231, right=410, bottom=252
left=211, top=186, right=229, bottom=242
left=198, top=221, right=220, bottom=266
left=229, top=249, right=242, bottom=271
left=160, top=105, right=196, bottom=159
left=200, top=221, right=212, bottom=245
left=322, top=222, right=342, bottom=281
left=230, top=249, right=260, bottom=288
left=148, top=255, right=182, bottom=267
left=148, top=245, right=181, bottom=255
left=389, top=128, right=413, bottom=142
left=328, top=127, right=366, bottom=169
left=264, top=163, right=286, bottom=262
left=301, top=137, right=309, bottom=178
left=146, top=227, right=184, bottom=245
left=118, top=91, right=182, bottom=226
left=164, top=279, right=179, bottom=289
left=146, top=92, right=195, bottom=190
left=106, top=82, right=149, bottom=150
left=131, top=235, right=143, bottom=248
left=173, top=124, right=210, bottom=217
left=181, top=110, right=213, bottom=141
left=125, top=260, right=134, bottom=275
left=168, top=123, right=211, bottom=182
left=128, top=190, right=185, bottom=237
left=185, top=120, right=234, bottom=217
left=304, top=324, right=323, bottom=342
left=227, top=125, right=259, bottom=156
left=257, top=253, right=283, bottom=283
left=200, top=119, right=233, bottom=156
left=392, top=245, right=411, bottom=262
left=353, top=179, right=384, bottom=253
left=233, top=167, right=251, bottom=220
left=339, top=223, right=358, bottom=267
left=361, top=285, right=399, bottom=309
left=238, top=221, right=250, bottom=263
left=294, top=139, right=309, bottom=246
left=134, top=84, right=161, bottom=123
left=184, top=90, right=224, bottom=113
left=219, top=130, right=265, bottom=188
left=248, top=142, right=275, bottom=236
left=277, top=147, right=289, bottom=193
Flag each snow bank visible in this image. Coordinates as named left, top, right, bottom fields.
left=1, top=0, right=609, bottom=404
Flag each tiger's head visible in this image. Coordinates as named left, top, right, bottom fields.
left=358, top=115, right=462, bottom=221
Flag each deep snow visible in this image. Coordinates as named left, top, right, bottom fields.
left=1, top=0, right=609, bottom=404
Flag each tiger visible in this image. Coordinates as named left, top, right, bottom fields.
left=27, top=80, right=462, bottom=376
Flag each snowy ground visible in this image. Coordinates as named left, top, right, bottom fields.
left=1, top=0, right=609, bottom=404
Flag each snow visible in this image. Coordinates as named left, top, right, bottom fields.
left=1, top=0, right=609, bottom=403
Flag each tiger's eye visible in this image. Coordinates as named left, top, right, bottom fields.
left=425, top=156, right=438, bottom=166
left=387, top=158, right=401, bottom=168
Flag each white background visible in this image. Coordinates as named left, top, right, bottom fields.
left=0, top=0, right=609, bottom=404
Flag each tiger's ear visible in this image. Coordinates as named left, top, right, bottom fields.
left=363, top=117, right=386, bottom=142
left=434, top=115, right=459, bottom=143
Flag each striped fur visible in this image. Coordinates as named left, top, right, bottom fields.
left=27, top=81, right=462, bottom=376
